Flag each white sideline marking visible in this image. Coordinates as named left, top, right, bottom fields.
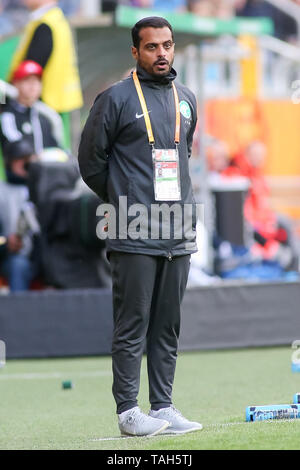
left=89, top=422, right=246, bottom=442
left=91, top=436, right=138, bottom=442
left=89, top=419, right=300, bottom=442
left=0, top=370, right=112, bottom=380
left=208, top=421, right=245, bottom=428
left=90, top=436, right=182, bottom=442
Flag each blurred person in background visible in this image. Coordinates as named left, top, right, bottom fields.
left=224, top=141, right=299, bottom=268
left=187, top=0, right=215, bottom=16
left=0, top=60, right=61, bottom=160
left=119, top=0, right=154, bottom=6
left=152, top=0, right=187, bottom=12
left=58, top=0, right=80, bottom=17
left=0, top=138, right=39, bottom=292
left=206, top=138, right=299, bottom=277
left=232, top=141, right=285, bottom=242
left=207, top=139, right=232, bottom=175
left=0, top=219, right=6, bottom=263
left=234, top=0, right=298, bottom=43
left=207, top=139, right=282, bottom=247
left=120, top=0, right=186, bottom=10
left=8, top=0, right=83, bottom=117
left=0, top=0, right=28, bottom=36
left=0, top=59, right=62, bottom=292
left=217, top=0, right=236, bottom=18
left=188, top=0, right=235, bottom=17
left=207, top=138, right=251, bottom=180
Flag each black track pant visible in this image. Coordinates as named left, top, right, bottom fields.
left=109, top=252, right=191, bottom=414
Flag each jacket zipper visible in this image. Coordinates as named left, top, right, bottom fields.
left=167, top=252, right=173, bottom=261
left=160, top=86, right=174, bottom=147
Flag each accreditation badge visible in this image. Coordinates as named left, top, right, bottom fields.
left=152, top=148, right=181, bottom=201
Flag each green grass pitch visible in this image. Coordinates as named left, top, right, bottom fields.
left=0, top=346, right=300, bottom=450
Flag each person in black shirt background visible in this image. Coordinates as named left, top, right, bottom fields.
left=0, top=60, right=59, bottom=159
left=235, top=0, right=298, bottom=43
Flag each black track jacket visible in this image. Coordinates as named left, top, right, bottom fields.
left=78, top=65, right=198, bottom=258
left=0, top=98, right=58, bottom=155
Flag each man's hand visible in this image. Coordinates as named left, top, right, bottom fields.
left=7, top=234, right=23, bottom=253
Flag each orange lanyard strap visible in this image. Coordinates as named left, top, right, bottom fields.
left=172, top=81, right=180, bottom=145
left=132, top=70, right=181, bottom=146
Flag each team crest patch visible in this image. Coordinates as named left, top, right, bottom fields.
left=179, top=100, right=191, bottom=119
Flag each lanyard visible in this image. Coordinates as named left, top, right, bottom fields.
left=132, top=70, right=181, bottom=146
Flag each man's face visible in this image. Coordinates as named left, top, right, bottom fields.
left=131, top=27, right=175, bottom=77
left=14, top=75, right=42, bottom=107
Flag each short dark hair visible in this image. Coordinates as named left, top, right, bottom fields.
left=131, top=16, right=174, bottom=50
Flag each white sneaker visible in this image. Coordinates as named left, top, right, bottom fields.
left=149, top=406, right=203, bottom=434
left=118, top=406, right=170, bottom=437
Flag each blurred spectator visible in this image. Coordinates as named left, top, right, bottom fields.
left=8, top=0, right=83, bottom=115
left=188, top=0, right=235, bottom=17
left=207, top=139, right=252, bottom=181
left=0, top=138, right=40, bottom=292
left=207, top=139, right=232, bottom=174
left=58, top=0, right=80, bottom=17
left=0, top=59, right=63, bottom=292
left=235, top=0, right=298, bottom=43
left=221, top=140, right=299, bottom=268
left=230, top=142, right=281, bottom=238
left=188, top=0, right=211, bottom=16
left=0, top=60, right=61, bottom=160
left=119, top=0, right=154, bottom=7
left=0, top=219, right=6, bottom=260
left=120, top=0, right=187, bottom=11
left=153, top=0, right=187, bottom=12
left=0, top=0, right=28, bottom=36
left=217, top=0, right=236, bottom=18
left=206, top=138, right=299, bottom=278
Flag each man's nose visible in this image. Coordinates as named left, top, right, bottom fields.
left=156, top=45, right=166, bottom=56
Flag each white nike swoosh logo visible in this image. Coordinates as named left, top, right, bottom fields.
left=136, top=111, right=151, bottom=119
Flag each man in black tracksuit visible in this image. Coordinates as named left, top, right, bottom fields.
left=78, top=17, right=202, bottom=437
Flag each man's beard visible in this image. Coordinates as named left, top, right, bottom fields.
left=138, top=57, right=173, bottom=77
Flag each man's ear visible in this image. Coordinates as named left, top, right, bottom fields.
left=131, top=46, right=138, bottom=61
